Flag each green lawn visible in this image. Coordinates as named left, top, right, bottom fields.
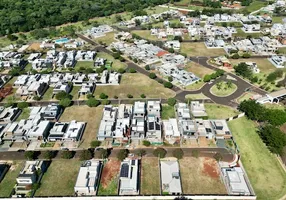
left=161, top=105, right=175, bottom=120
left=272, top=16, right=283, bottom=23
left=0, top=161, right=24, bottom=198
left=180, top=42, right=226, bottom=57
left=210, top=82, right=238, bottom=97
left=228, top=117, right=286, bottom=200
left=131, top=30, right=162, bottom=41
left=233, top=28, right=263, bottom=38
left=245, top=1, right=267, bottom=13
left=74, top=61, right=94, bottom=71
left=96, top=52, right=127, bottom=71
left=205, top=103, right=239, bottom=119
left=35, top=160, right=81, bottom=197
left=16, top=108, right=30, bottom=121
left=41, top=87, right=54, bottom=101
left=97, top=177, right=118, bottom=195
left=70, top=86, right=81, bottom=100
left=94, top=32, right=116, bottom=46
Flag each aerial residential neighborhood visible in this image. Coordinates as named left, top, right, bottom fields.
left=0, top=0, right=286, bottom=200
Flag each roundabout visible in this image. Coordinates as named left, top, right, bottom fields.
left=210, top=81, right=238, bottom=97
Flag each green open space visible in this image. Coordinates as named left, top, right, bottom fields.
left=96, top=52, right=127, bottom=71
left=16, top=108, right=30, bottom=121
left=210, top=81, right=237, bottom=97
left=228, top=117, right=286, bottom=200
left=35, top=160, right=81, bottom=197
left=41, top=87, right=54, bottom=101
left=185, top=93, right=209, bottom=100
left=131, top=30, right=163, bottom=41
left=233, top=28, right=263, bottom=38
left=74, top=61, right=94, bottom=71
left=0, top=161, right=24, bottom=198
left=205, top=103, right=239, bottom=119
left=180, top=42, right=226, bottom=57
left=94, top=32, right=117, bottom=46
left=244, top=1, right=267, bottom=13
left=161, top=105, right=175, bottom=120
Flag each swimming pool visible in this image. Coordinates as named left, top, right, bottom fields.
left=55, top=38, right=69, bottom=44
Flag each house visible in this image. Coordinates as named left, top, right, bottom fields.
left=14, top=161, right=44, bottom=197
left=48, top=120, right=85, bottom=141
left=97, top=105, right=118, bottom=141
left=119, top=159, right=139, bottom=195
left=78, top=82, right=95, bottom=96
left=244, top=62, right=260, bottom=73
left=74, top=160, right=102, bottom=196
left=164, top=40, right=180, bottom=49
left=94, top=57, right=106, bottom=67
left=176, top=103, right=191, bottom=122
left=146, top=101, right=162, bottom=142
left=40, top=41, right=55, bottom=49
left=163, top=119, right=180, bottom=141
left=73, top=73, right=86, bottom=86
left=53, top=82, right=72, bottom=95
left=269, top=55, right=286, bottom=68
left=0, top=106, right=21, bottom=123
left=114, top=104, right=132, bottom=143
left=13, top=75, right=29, bottom=87
left=211, top=120, right=232, bottom=139
left=131, top=102, right=146, bottom=140
left=27, top=53, right=42, bottom=63
left=27, top=81, right=47, bottom=97
left=160, top=160, right=182, bottom=195
left=213, top=56, right=232, bottom=68
left=26, top=120, right=51, bottom=141
left=221, top=167, right=252, bottom=196
left=41, top=104, right=62, bottom=120
left=190, top=101, right=207, bottom=117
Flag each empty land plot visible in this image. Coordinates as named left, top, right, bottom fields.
left=35, top=160, right=81, bottom=197
left=94, top=73, right=176, bottom=99
left=0, top=161, right=24, bottom=198
left=94, top=32, right=116, bottom=45
left=184, top=62, right=214, bottom=78
left=98, top=159, right=121, bottom=195
left=180, top=42, right=226, bottom=57
left=141, top=158, right=160, bottom=195
left=161, top=105, right=175, bottom=120
left=205, top=103, right=239, bottom=119
left=131, top=30, right=161, bottom=41
left=96, top=52, right=127, bottom=70
left=59, top=105, right=103, bottom=148
left=74, top=61, right=94, bottom=71
left=180, top=157, right=227, bottom=194
left=229, top=58, right=276, bottom=74
left=27, top=43, right=41, bottom=51
left=228, top=117, right=286, bottom=200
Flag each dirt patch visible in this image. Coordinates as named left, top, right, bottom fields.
left=101, top=160, right=120, bottom=188
left=27, top=43, right=41, bottom=51
left=202, top=157, right=220, bottom=178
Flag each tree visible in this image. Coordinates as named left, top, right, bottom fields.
left=129, top=68, right=136, bottom=73
left=145, top=65, right=150, bottom=70
left=142, top=140, right=151, bottom=147
left=102, top=99, right=111, bottom=105
left=127, top=94, right=133, bottom=98
left=149, top=73, right=157, bottom=79
left=213, top=152, right=222, bottom=161
left=203, top=74, right=212, bottom=82
left=61, top=150, right=74, bottom=159
left=117, top=68, right=126, bottom=74
left=17, top=102, right=29, bottom=109
left=164, top=82, right=173, bottom=88
left=172, top=148, right=184, bottom=159
left=167, top=98, right=176, bottom=106
left=4, top=96, right=15, bottom=108
left=174, top=35, right=183, bottom=42
left=238, top=100, right=266, bottom=121
left=259, top=125, right=286, bottom=155
left=153, top=148, right=167, bottom=158
left=140, top=94, right=146, bottom=98
left=59, top=98, right=71, bottom=108
left=231, top=53, right=240, bottom=59
left=168, top=48, right=175, bottom=53
left=99, top=149, right=109, bottom=159
left=99, top=93, right=108, bottom=99
left=226, top=80, right=232, bottom=88
left=80, top=150, right=93, bottom=161
left=90, top=140, right=101, bottom=148
left=266, top=69, right=283, bottom=82
left=135, top=19, right=141, bottom=26
left=86, top=98, right=100, bottom=107
left=265, top=109, right=286, bottom=126
left=55, top=91, right=70, bottom=100
left=136, top=149, right=146, bottom=157
left=191, top=150, right=199, bottom=158
left=168, top=76, right=173, bottom=82
left=234, top=62, right=253, bottom=79
left=117, top=149, right=129, bottom=161
left=25, top=151, right=36, bottom=160
left=43, top=151, right=55, bottom=160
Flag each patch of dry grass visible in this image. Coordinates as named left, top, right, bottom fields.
left=185, top=62, right=214, bottom=78
left=141, top=158, right=160, bottom=195
left=180, top=42, right=226, bottom=57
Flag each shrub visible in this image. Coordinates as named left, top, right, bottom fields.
left=79, top=150, right=93, bottom=161
left=17, top=102, right=29, bottom=109
left=43, top=151, right=55, bottom=160
left=213, top=152, right=222, bottom=161
left=117, top=149, right=129, bottom=161
left=113, top=95, right=118, bottom=99
left=142, top=140, right=151, bottom=146
left=86, top=94, right=93, bottom=99
left=25, top=151, right=36, bottom=160
left=167, top=98, right=176, bottom=106
left=163, top=81, right=173, bottom=88
left=168, top=76, right=173, bottom=82
left=55, top=91, right=71, bottom=100
left=140, top=94, right=146, bottom=98
left=59, top=98, right=72, bottom=108
left=86, top=98, right=100, bottom=107
left=135, top=149, right=146, bottom=157
left=129, top=68, right=137, bottom=73
left=153, top=147, right=167, bottom=158
left=90, top=140, right=101, bottom=148
left=102, top=99, right=111, bottom=105
left=127, top=94, right=133, bottom=98
left=157, top=79, right=163, bottom=84
left=99, top=149, right=108, bottom=158
left=99, top=93, right=108, bottom=99
left=145, top=65, right=150, bottom=70
left=149, top=73, right=157, bottom=79
left=231, top=53, right=240, bottom=59
left=191, top=150, right=199, bottom=158
left=117, top=68, right=126, bottom=74
left=172, top=148, right=184, bottom=159
left=61, top=150, right=74, bottom=159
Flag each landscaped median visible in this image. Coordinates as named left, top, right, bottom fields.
left=210, top=81, right=237, bottom=97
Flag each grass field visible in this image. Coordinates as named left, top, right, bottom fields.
left=96, top=52, right=127, bottom=70
left=229, top=58, right=276, bottom=74
left=205, top=103, right=239, bottom=119
left=185, top=93, right=209, bottom=100
left=210, top=82, right=237, bottom=97
left=161, top=105, right=175, bottom=120
left=141, top=158, right=160, bottom=195
left=94, top=73, right=176, bottom=99
left=228, top=117, right=286, bottom=200
left=42, top=87, right=54, bottom=101
left=74, top=61, right=94, bottom=71
left=185, top=81, right=205, bottom=90
left=184, top=62, right=214, bottom=78
left=16, top=108, right=30, bottom=121
left=97, top=159, right=120, bottom=195
left=245, top=1, right=267, bottom=13
left=180, top=42, right=226, bottom=57
left=180, top=157, right=227, bottom=194
left=272, top=16, right=283, bottom=23
left=35, top=160, right=81, bottom=197
left=131, top=30, right=162, bottom=41
left=94, top=32, right=116, bottom=46
left=236, top=92, right=256, bottom=103
left=0, top=161, right=24, bottom=198
left=70, top=86, right=81, bottom=100
left=233, top=28, right=263, bottom=38
left=59, top=105, right=103, bottom=148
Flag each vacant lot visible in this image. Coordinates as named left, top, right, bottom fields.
left=180, top=42, right=226, bottom=57
left=96, top=52, right=127, bottom=70
left=35, top=160, right=81, bottom=197
left=230, top=58, right=276, bottom=74
left=185, top=62, right=214, bottom=78
left=0, top=161, right=24, bottom=198
left=59, top=106, right=103, bottom=148
left=205, top=103, right=239, bottom=119
left=131, top=30, right=162, bottom=41
left=141, top=158, right=160, bottom=195
left=228, top=117, right=286, bottom=200
left=74, top=61, right=94, bottom=71
left=98, top=159, right=120, bottom=195
left=94, top=73, right=175, bottom=99
left=180, top=157, right=227, bottom=194
left=161, top=105, right=175, bottom=120
left=94, top=32, right=116, bottom=45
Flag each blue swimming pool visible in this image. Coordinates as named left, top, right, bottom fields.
left=55, top=38, right=69, bottom=44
